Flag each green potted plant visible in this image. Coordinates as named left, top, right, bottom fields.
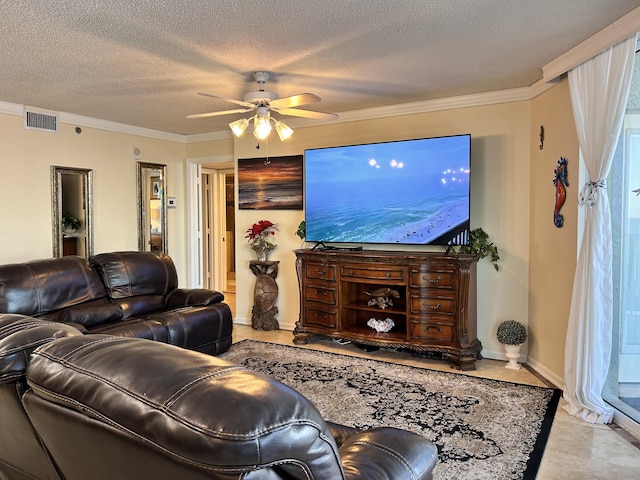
left=62, top=213, right=81, bottom=233
left=449, top=227, right=500, bottom=271
left=496, top=319, right=527, bottom=370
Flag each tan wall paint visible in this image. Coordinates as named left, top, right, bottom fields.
left=0, top=86, right=579, bottom=385
left=528, top=78, right=580, bottom=384
left=0, top=114, right=189, bottom=282
left=227, top=101, right=532, bottom=363
left=185, top=138, right=234, bottom=159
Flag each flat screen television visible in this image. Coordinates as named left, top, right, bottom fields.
left=304, top=134, right=471, bottom=246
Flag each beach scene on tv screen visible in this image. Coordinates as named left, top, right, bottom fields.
left=305, top=136, right=470, bottom=245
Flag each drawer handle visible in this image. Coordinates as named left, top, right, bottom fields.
left=423, top=275, right=441, bottom=284
left=313, top=312, right=328, bottom=320
left=314, top=289, right=327, bottom=296
left=424, top=325, right=443, bottom=333
left=422, top=302, right=442, bottom=310
left=385, top=272, right=391, bottom=278
left=314, top=268, right=327, bottom=275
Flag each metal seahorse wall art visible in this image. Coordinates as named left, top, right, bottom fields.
left=553, top=157, right=569, bottom=228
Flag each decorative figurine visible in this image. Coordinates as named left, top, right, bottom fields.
left=249, top=260, right=280, bottom=330
left=365, top=287, right=400, bottom=309
left=553, top=157, right=569, bottom=228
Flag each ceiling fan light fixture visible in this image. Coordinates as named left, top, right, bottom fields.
left=253, top=115, right=272, bottom=140
left=275, top=121, right=293, bottom=141
left=229, top=118, right=249, bottom=137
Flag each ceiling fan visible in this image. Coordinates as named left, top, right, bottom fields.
left=187, top=71, right=338, bottom=141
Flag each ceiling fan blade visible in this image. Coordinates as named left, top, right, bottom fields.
left=270, top=93, right=320, bottom=109
left=274, top=108, right=339, bottom=120
left=197, top=92, right=254, bottom=108
left=186, top=107, right=254, bottom=119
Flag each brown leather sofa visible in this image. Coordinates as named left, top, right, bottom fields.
left=0, top=314, right=438, bottom=480
left=0, top=251, right=232, bottom=355
left=0, top=314, right=83, bottom=480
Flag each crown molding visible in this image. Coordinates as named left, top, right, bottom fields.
left=59, top=112, right=187, bottom=143
left=0, top=100, right=24, bottom=116
left=0, top=99, right=188, bottom=142
left=529, top=76, right=562, bottom=99
left=542, top=5, right=640, bottom=83
left=330, top=87, right=531, bottom=126
left=184, top=130, right=232, bottom=143
left=0, top=86, right=537, bottom=142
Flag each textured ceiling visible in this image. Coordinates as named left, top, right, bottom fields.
left=0, top=0, right=638, bottom=135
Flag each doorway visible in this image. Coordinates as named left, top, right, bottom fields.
left=201, top=167, right=236, bottom=316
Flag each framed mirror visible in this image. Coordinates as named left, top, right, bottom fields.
left=51, top=166, right=93, bottom=258
left=137, top=161, right=167, bottom=253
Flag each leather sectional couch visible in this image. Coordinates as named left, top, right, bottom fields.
left=0, top=251, right=233, bottom=355
left=0, top=314, right=438, bottom=480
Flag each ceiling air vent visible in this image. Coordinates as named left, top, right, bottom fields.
left=24, top=108, right=59, bottom=132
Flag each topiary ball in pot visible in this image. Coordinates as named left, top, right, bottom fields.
left=496, top=320, right=527, bottom=345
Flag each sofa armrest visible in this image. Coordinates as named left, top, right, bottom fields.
left=326, top=421, right=360, bottom=447
left=165, top=288, right=224, bottom=307
left=0, top=314, right=83, bottom=383
left=339, top=427, right=437, bottom=480
left=60, top=321, right=89, bottom=334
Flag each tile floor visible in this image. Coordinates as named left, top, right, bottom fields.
left=232, top=324, right=640, bottom=480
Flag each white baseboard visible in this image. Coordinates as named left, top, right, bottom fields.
left=481, top=348, right=526, bottom=363
left=526, top=356, right=565, bottom=389
left=233, top=318, right=295, bottom=331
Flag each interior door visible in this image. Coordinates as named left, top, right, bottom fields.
left=201, top=168, right=235, bottom=294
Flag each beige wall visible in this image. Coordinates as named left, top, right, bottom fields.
left=528, top=78, right=580, bottom=384
left=226, top=100, right=533, bottom=365
left=0, top=114, right=189, bottom=282
left=0, top=82, right=579, bottom=385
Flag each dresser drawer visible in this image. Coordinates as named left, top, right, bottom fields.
left=304, top=285, right=337, bottom=305
left=341, top=265, right=405, bottom=281
left=410, top=295, right=454, bottom=314
left=410, top=269, right=454, bottom=289
left=304, top=307, right=337, bottom=328
left=305, top=263, right=336, bottom=281
left=409, top=321, right=454, bottom=342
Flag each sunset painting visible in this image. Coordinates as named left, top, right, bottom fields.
left=238, top=155, right=303, bottom=210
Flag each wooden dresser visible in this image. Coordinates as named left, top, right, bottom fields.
left=294, top=249, right=481, bottom=370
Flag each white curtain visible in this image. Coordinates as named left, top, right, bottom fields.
left=564, top=34, right=636, bottom=424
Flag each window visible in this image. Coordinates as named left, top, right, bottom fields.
left=604, top=47, right=640, bottom=422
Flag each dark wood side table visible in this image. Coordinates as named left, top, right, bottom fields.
left=62, top=236, right=78, bottom=256
left=249, top=260, right=280, bottom=330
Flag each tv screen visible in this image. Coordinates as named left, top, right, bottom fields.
left=304, top=134, right=471, bottom=246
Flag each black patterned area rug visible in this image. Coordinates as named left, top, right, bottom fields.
left=221, top=340, right=561, bottom=480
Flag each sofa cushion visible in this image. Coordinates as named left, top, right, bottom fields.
left=90, top=251, right=178, bottom=299
left=86, top=318, right=168, bottom=342
left=0, top=256, right=107, bottom=316
left=58, top=302, right=124, bottom=328
left=109, top=294, right=166, bottom=319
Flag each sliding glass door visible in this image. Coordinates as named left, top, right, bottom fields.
left=605, top=48, right=640, bottom=421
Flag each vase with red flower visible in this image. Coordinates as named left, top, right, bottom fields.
left=246, top=220, right=278, bottom=261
